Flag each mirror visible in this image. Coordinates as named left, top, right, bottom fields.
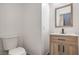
left=55, top=4, right=73, bottom=27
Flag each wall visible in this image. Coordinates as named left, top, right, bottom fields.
left=22, top=3, right=50, bottom=55
left=0, top=3, right=42, bottom=55
left=0, top=4, right=24, bottom=54
left=41, top=3, right=49, bottom=54
left=0, top=3, right=49, bottom=55
left=23, top=4, right=42, bottom=55
left=49, top=3, right=79, bottom=34
left=0, top=4, right=23, bottom=36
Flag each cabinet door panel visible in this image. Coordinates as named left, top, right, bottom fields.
left=68, top=45, right=78, bottom=55
left=64, top=41, right=78, bottom=55
left=53, top=43, right=59, bottom=54
left=51, top=42, right=62, bottom=55
left=52, top=42, right=60, bottom=55
left=61, top=44, right=68, bottom=55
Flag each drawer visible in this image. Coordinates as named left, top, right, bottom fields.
left=64, top=40, right=78, bottom=45
left=50, top=35, right=78, bottom=42
left=64, top=36, right=77, bottom=42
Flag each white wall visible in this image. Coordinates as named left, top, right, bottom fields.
left=41, top=3, right=49, bottom=54
left=49, top=3, right=79, bottom=34
left=0, top=3, right=43, bottom=55
left=0, top=4, right=23, bottom=36
left=22, top=3, right=50, bottom=55
left=0, top=3, right=49, bottom=55
left=23, top=4, right=42, bottom=55
left=0, top=4, right=24, bottom=54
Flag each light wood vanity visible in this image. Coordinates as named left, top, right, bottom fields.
left=50, top=34, right=78, bottom=55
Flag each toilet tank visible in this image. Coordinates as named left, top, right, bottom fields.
left=2, top=35, right=18, bottom=50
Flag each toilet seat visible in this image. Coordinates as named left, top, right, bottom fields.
left=9, top=47, right=26, bottom=55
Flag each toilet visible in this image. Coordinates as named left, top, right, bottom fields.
left=2, top=35, right=26, bottom=55
left=9, top=47, right=26, bottom=55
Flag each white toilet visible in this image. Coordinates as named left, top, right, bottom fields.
left=2, top=35, right=26, bottom=55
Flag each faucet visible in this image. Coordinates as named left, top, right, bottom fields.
left=61, top=28, right=64, bottom=34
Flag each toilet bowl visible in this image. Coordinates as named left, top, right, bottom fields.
left=2, top=34, right=27, bottom=55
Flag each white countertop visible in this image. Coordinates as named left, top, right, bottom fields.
left=50, top=33, right=79, bottom=37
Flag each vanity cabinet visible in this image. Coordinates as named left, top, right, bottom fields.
left=50, top=35, right=78, bottom=55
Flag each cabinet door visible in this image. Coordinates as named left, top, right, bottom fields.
left=60, top=43, right=68, bottom=55
left=53, top=42, right=59, bottom=55
left=68, top=44, right=78, bottom=55
left=51, top=42, right=62, bottom=55
left=64, top=40, right=78, bottom=55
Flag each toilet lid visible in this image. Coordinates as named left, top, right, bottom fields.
left=9, top=47, right=26, bottom=55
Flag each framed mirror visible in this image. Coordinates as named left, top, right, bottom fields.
left=55, top=4, right=73, bottom=27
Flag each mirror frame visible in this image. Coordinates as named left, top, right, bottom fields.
left=55, top=3, right=73, bottom=27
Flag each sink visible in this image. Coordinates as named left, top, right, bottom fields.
left=51, top=33, right=79, bottom=36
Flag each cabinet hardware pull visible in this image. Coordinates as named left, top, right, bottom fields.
left=58, top=39, right=65, bottom=41
left=58, top=45, right=60, bottom=52
left=63, top=45, right=64, bottom=53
